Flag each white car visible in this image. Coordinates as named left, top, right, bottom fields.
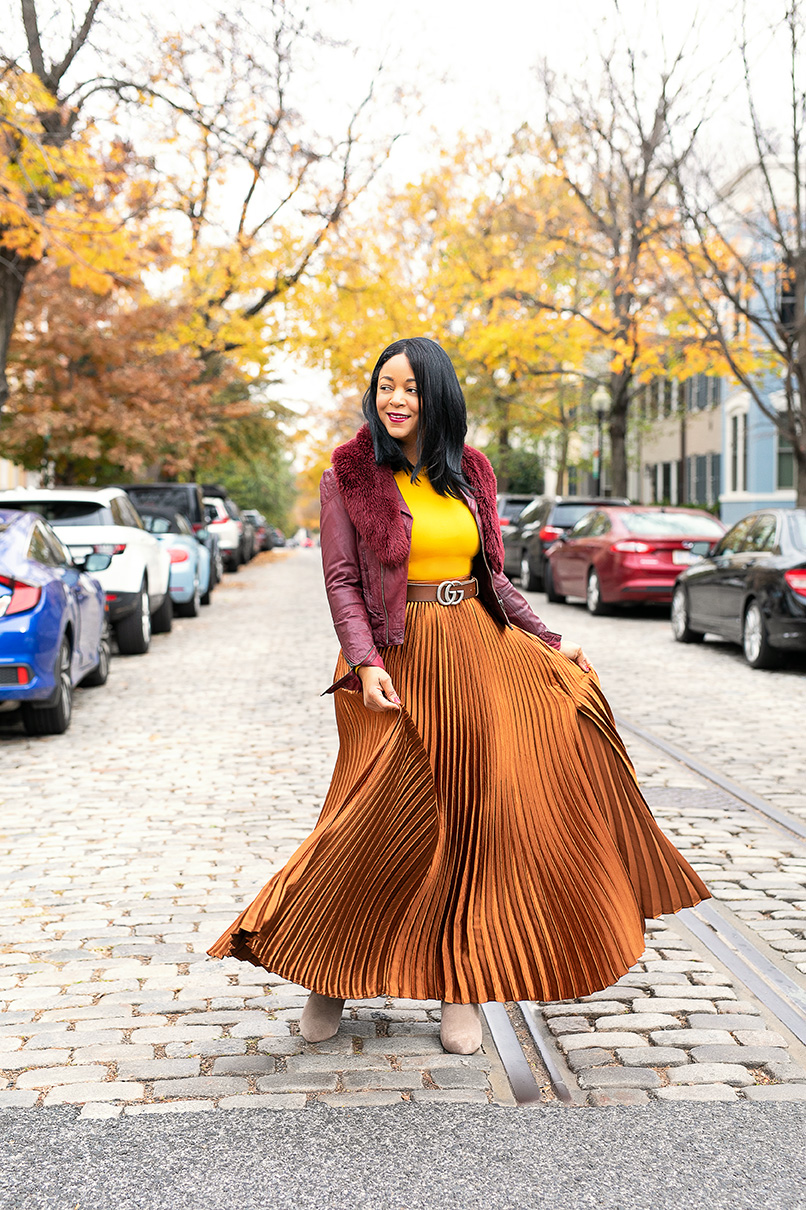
left=0, top=488, right=171, bottom=655
left=203, top=496, right=243, bottom=571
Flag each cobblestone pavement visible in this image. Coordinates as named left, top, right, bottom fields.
left=531, top=592, right=806, bottom=821
left=1, top=551, right=805, bottom=1117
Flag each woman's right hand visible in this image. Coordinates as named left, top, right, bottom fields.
left=357, top=666, right=401, bottom=713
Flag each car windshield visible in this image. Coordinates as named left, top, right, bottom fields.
left=553, top=503, right=600, bottom=528
left=789, top=513, right=806, bottom=551
left=620, top=511, right=724, bottom=537
left=0, top=500, right=112, bottom=526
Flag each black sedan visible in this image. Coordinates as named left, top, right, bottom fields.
left=671, top=508, right=806, bottom=668
left=503, top=495, right=630, bottom=591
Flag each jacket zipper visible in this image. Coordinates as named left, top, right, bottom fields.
left=380, top=563, right=390, bottom=645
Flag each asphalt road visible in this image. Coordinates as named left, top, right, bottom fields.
left=2, top=1103, right=805, bottom=1210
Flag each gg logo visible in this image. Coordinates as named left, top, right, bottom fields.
left=436, top=579, right=464, bottom=606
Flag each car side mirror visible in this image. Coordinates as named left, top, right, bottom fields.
left=79, top=552, right=113, bottom=572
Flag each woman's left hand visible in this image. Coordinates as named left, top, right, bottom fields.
left=559, top=640, right=591, bottom=672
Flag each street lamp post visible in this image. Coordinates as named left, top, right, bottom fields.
left=591, top=384, right=610, bottom=497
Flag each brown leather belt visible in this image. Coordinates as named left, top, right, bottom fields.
left=406, top=577, right=479, bottom=605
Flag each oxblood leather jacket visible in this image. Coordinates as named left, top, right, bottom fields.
left=320, top=425, right=562, bottom=692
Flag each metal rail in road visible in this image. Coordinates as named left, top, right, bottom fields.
left=486, top=715, right=806, bottom=1105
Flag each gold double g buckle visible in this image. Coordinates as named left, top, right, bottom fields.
left=436, top=579, right=465, bottom=606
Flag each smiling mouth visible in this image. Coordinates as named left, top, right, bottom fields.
left=387, top=413, right=410, bottom=423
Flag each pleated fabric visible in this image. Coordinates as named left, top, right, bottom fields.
left=208, top=598, right=709, bottom=1003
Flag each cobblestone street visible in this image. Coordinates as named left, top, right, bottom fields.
left=1, top=551, right=806, bottom=1121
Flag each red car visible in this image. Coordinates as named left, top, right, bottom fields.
left=544, top=506, right=726, bottom=614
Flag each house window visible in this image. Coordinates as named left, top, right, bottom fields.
left=778, top=430, right=795, bottom=490
left=730, top=411, right=747, bottom=491
left=661, top=462, right=673, bottom=502
left=694, top=455, right=707, bottom=503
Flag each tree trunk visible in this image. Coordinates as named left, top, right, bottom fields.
left=496, top=419, right=511, bottom=492
left=0, top=253, right=34, bottom=413
left=608, top=372, right=630, bottom=498
left=556, top=427, right=569, bottom=495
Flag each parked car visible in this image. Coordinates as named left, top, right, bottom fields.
left=0, top=508, right=112, bottom=734
left=269, top=527, right=286, bottom=548
left=545, top=505, right=726, bottom=614
left=203, top=496, right=244, bottom=571
left=138, top=507, right=213, bottom=616
left=122, top=483, right=222, bottom=588
left=496, top=493, right=539, bottom=530
left=671, top=508, right=806, bottom=668
left=0, top=488, right=172, bottom=654
left=503, top=495, right=630, bottom=591
left=242, top=509, right=270, bottom=552
left=203, top=484, right=254, bottom=565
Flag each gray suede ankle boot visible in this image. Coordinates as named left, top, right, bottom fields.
left=300, top=992, right=345, bottom=1043
left=440, top=1002, right=482, bottom=1054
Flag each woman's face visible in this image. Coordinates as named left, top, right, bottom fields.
left=376, top=353, right=419, bottom=455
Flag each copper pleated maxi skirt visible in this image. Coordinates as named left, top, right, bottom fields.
left=208, top=597, right=709, bottom=1003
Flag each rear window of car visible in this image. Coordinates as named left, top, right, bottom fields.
left=789, top=513, right=806, bottom=551
left=1, top=500, right=112, bottom=526
left=620, top=511, right=724, bottom=537
left=204, top=499, right=226, bottom=520
left=552, top=503, right=600, bottom=528
left=141, top=514, right=174, bottom=534
left=127, top=486, right=197, bottom=516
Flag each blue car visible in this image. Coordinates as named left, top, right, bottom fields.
left=0, top=508, right=112, bottom=735
left=138, top=507, right=213, bottom=616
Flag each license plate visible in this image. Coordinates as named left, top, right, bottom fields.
left=672, top=549, right=698, bottom=565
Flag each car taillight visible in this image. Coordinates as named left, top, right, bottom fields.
left=191, top=521, right=204, bottom=532
left=0, top=576, right=42, bottom=617
left=611, top=540, right=655, bottom=553
left=539, top=525, right=562, bottom=543
left=169, top=548, right=189, bottom=563
left=93, top=543, right=126, bottom=556
left=499, top=517, right=510, bottom=526
left=210, top=516, right=227, bottom=524
left=785, top=569, right=806, bottom=598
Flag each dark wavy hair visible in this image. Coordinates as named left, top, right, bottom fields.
left=362, top=336, right=472, bottom=498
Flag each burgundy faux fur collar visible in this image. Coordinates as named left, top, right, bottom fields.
left=330, top=423, right=504, bottom=572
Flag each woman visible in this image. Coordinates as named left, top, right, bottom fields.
left=209, top=336, right=708, bottom=1056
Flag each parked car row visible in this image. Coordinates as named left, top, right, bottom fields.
left=503, top=493, right=806, bottom=670
left=0, top=481, right=285, bottom=734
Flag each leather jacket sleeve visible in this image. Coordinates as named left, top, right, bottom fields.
left=320, top=471, right=386, bottom=681
left=493, top=570, right=562, bottom=649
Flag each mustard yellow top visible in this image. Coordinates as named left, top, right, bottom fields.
left=395, top=469, right=480, bottom=580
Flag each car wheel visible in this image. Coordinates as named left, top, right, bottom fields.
left=226, top=552, right=240, bottom=573
left=200, top=581, right=212, bottom=606
left=519, top=551, right=540, bottom=592
left=151, top=591, right=173, bottom=634
left=544, top=560, right=566, bottom=604
left=115, top=582, right=151, bottom=655
left=586, top=569, right=611, bottom=616
left=176, top=579, right=201, bottom=617
left=743, top=600, right=780, bottom=669
left=22, top=637, right=73, bottom=735
left=81, top=623, right=112, bottom=686
left=670, top=585, right=705, bottom=644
